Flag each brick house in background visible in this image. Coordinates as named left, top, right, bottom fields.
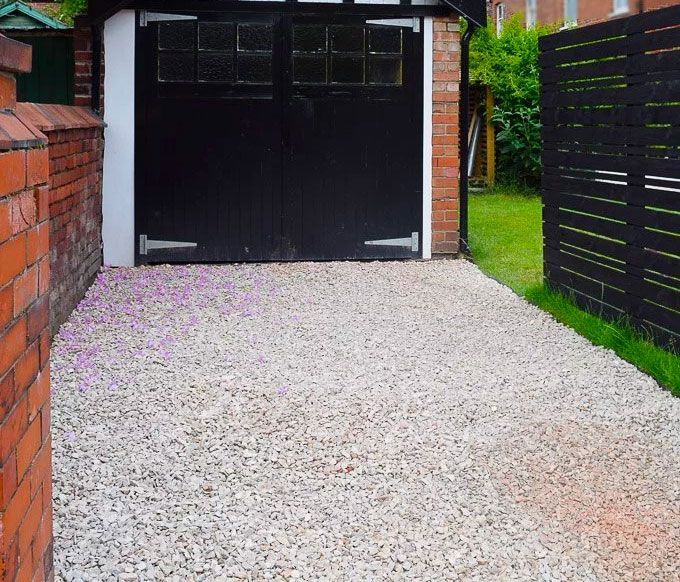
left=492, top=0, right=680, bottom=30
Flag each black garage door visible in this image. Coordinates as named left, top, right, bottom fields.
left=135, top=10, right=423, bottom=263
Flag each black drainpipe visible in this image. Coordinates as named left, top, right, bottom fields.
left=458, top=24, right=476, bottom=255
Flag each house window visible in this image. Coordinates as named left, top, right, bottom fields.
left=526, top=0, right=537, bottom=28
left=496, top=3, right=505, bottom=35
left=612, top=0, right=629, bottom=14
left=564, top=0, right=578, bottom=25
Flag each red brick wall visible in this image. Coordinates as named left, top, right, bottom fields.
left=643, top=0, right=680, bottom=9
left=73, top=21, right=104, bottom=112
left=578, top=1, right=619, bottom=24
left=15, top=104, right=105, bottom=335
left=0, top=35, right=54, bottom=582
left=46, top=128, right=104, bottom=333
left=577, top=0, right=680, bottom=24
left=1, top=36, right=105, bottom=581
left=432, top=16, right=461, bottom=255
left=491, top=0, right=563, bottom=27
left=539, top=0, right=567, bottom=25
left=491, top=0, right=528, bottom=27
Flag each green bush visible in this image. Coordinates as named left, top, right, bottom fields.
left=469, top=15, right=555, bottom=185
left=493, top=105, right=542, bottom=183
left=58, top=0, right=87, bottom=24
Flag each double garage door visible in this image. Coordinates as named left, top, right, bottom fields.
left=136, top=11, right=424, bottom=263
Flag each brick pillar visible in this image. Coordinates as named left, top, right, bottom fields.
left=0, top=35, right=54, bottom=582
left=73, top=22, right=93, bottom=107
left=73, top=18, right=105, bottom=112
left=431, top=17, right=461, bottom=255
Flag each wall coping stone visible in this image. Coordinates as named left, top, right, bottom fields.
left=16, top=103, right=105, bottom=133
left=0, top=33, right=31, bottom=74
left=0, top=109, right=47, bottom=150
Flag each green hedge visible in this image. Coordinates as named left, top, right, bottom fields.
left=469, top=15, right=555, bottom=186
left=58, top=0, right=87, bottom=25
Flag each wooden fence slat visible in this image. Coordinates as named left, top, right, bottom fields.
left=544, top=69, right=680, bottom=92
left=543, top=206, right=680, bottom=256
left=541, top=80, right=680, bottom=107
left=543, top=223, right=679, bottom=276
left=540, top=104, right=678, bottom=127
left=539, top=4, right=680, bottom=51
left=542, top=126, right=680, bottom=148
left=545, top=264, right=678, bottom=343
left=542, top=150, right=680, bottom=179
left=542, top=190, right=680, bottom=232
left=540, top=50, right=680, bottom=85
left=545, top=241, right=680, bottom=307
left=544, top=247, right=680, bottom=315
left=541, top=175, right=679, bottom=212
left=542, top=143, right=680, bottom=160
left=540, top=26, right=680, bottom=68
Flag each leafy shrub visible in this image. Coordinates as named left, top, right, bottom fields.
left=493, top=105, right=542, bottom=184
left=469, top=15, right=555, bottom=185
left=58, top=0, right=87, bottom=25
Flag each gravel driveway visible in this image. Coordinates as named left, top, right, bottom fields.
left=51, top=261, right=680, bottom=581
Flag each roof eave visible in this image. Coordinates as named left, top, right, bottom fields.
left=86, top=0, right=485, bottom=27
left=87, top=0, right=133, bottom=25
left=440, top=0, right=486, bottom=28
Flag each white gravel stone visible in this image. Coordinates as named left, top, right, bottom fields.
left=51, top=261, right=680, bottom=581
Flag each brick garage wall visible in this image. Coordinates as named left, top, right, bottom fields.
left=0, top=35, right=53, bottom=582
left=431, top=16, right=461, bottom=255
left=15, top=104, right=105, bottom=335
left=73, top=20, right=104, bottom=111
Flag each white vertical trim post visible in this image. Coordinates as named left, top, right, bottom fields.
left=103, top=10, right=136, bottom=267
left=422, top=16, right=433, bottom=260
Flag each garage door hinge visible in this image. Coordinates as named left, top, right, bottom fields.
left=139, top=235, right=198, bottom=255
left=364, top=232, right=419, bottom=252
left=366, top=18, right=420, bottom=32
left=139, top=11, right=198, bottom=27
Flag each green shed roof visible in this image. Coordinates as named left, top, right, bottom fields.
left=0, top=1, right=68, bottom=29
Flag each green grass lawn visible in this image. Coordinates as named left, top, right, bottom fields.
left=469, top=186, right=680, bottom=396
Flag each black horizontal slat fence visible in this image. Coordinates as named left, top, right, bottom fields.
left=539, top=5, right=680, bottom=349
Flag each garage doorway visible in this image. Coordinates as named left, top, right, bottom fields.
left=135, top=10, right=423, bottom=263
